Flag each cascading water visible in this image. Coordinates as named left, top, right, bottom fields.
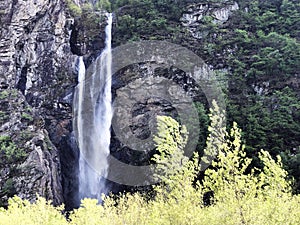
left=74, top=13, right=113, bottom=202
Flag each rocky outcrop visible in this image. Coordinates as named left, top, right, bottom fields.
left=181, top=1, right=239, bottom=39
left=0, top=88, right=63, bottom=206
left=0, top=0, right=111, bottom=209
left=0, top=0, right=75, bottom=207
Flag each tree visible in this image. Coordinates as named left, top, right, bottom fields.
left=1, top=102, right=300, bottom=224
left=152, top=115, right=201, bottom=202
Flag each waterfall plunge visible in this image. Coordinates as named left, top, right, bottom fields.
left=75, top=13, right=113, bottom=202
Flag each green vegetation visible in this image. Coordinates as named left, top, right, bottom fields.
left=0, top=0, right=299, bottom=221
left=1, top=179, right=14, bottom=197
left=0, top=103, right=299, bottom=224
left=95, top=0, right=112, bottom=11
left=0, top=110, right=9, bottom=124
left=21, top=112, right=33, bottom=122
left=111, top=0, right=190, bottom=45
left=197, top=1, right=300, bottom=164
left=0, top=135, right=27, bottom=163
left=109, top=0, right=300, bottom=191
left=65, top=0, right=111, bottom=16
left=0, top=89, right=19, bottom=101
left=65, top=0, right=82, bottom=17
left=0, top=197, right=67, bottom=225
left=109, top=0, right=300, bottom=192
left=0, top=90, right=9, bottom=100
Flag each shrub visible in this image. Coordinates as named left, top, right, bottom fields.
left=0, top=136, right=26, bottom=162
left=0, top=102, right=299, bottom=224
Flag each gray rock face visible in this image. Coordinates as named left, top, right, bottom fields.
left=0, top=0, right=75, bottom=207
left=14, top=130, right=62, bottom=203
left=0, top=0, right=110, bottom=208
left=181, top=1, right=239, bottom=39
left=0, top=89, right=63, bottom=206
left=0, top=0, right=111, bottom=209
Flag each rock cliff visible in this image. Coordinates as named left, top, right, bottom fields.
left=0, top=0, right=75, bottom=207
left=0, top=0, right=110, bottom=209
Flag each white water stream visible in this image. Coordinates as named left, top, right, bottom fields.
left=75, top=13, right=113, bottom=201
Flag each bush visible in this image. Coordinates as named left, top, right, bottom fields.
left=0, top=197, right=67, bottom=225
left=0, top=102, right=299, bottom=224
left=0, top=136, right=26, bottom=163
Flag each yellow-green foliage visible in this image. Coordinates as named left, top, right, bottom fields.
left=0, top=197, right=67, bottom=225
left=0, top=102, right=299, bottom=224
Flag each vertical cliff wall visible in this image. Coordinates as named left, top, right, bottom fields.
left=0, top=0, right=76, bottom=207
left=0, top=0, right=109, bottom=209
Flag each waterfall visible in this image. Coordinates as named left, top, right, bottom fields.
left=75, top=13, right=113, bottom=202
